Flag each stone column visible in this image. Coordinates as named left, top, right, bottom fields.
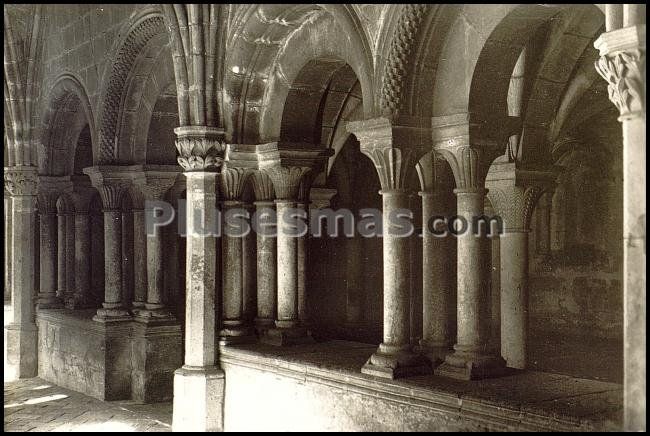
left=251, top=171, right=276, bottom=333
left=84, top=167, right=133, bottom=322
left=242, top=202, right=257, bottom=324
left=416, top=153, right=455, bottom=365
left=37, top=190, right=62, bottom=309
left=4, top=187, right=13, bottom=303
left=68, top=188, right=94, bottom=308
left=218, top=167, right=254, bottom=343
left=595, top=24, right=646, bottom=432
left=134, top=169, right=179, bottom=321
left=535, top=192, right=552, bottom=255
left=296, top=200, right=309, bottom=328
left=4, top=166, right=39, bottom=379
left=130, top=189, right=147, bottom=310
left=65, top=204, right=75, bottom=307
left=171, top=126, right=226, bottom=432
left=484, top=200, right=501, bottom=353
left=121, top=199, right=134, bottom=309
left=486, top=160, right=554, bottom=369
left=348, top=118, right=431, bottom=379
left=432, top=116, right=506, bottom=380
left=56, top=197, right=69, bottom=301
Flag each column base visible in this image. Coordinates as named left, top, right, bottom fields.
left=254, top=317, right=275, bottom=335
left=4, top=323, right=38, bottom=381
left=219, top=322, right=256, bottom=345
left=93, top=307, right=132, bottom=323
left=361, top=344, right=432, bottom=379
left=434, top=349, right=506, bottom=381
left=133, top=307, right=177, bottom=325
left=416, top=341, right=453, bottom=367
left=172, top=365, right=225, bottom=432
left=260, top=325, right=315, bottom=346
left=37, top=294, right=63, bottom=310
left=64, top=295, right=93, bottom=310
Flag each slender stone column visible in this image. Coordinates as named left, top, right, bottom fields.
left=121, top=200, right=134, bottom=308
left=432, top=119, right=506, bottom=380
left=171, top=125, right=227, bottom=432
left=261, top=166, right=314, bottom=346
left=535, top=192, right=552, bottom=255
left=4, top=187, right=13, bottom=303
left=130, top=189, right=147, bottom=309
left=56, top=198, right=68, bottom=301
left=296, top=200, right=309, bottom=327
left=242, top=202, right=257, bottom=324
left=4, top=166, right=39, bottom=379
left=69, top=189, right=94, bottom=308
left=134, top=169, right=179, bottom=321
left=37, top=191, right=62, bottom=309
left=251, top=171, right=277, bottom=332
left=484, top=200, right=501, bottom=353
left=595, top=25, right=646, bottom=432
left=218, top=167, right=254, bottom=343
left=84, top=167, right=134, bottom=322
left=416, top=152, right=455, bottom=364
left=486, top=160, right=554, bottom=369
left=348, top=118, right=431, bottom=379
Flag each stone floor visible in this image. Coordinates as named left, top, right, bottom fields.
left=4, top=378, right=172, bottom=432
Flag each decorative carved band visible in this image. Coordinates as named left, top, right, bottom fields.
left=4, top=166, right=39, bottom=196
left=379, top=4, right=428, bottom=115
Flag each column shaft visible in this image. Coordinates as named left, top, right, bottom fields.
left=132, top=209, right=147, bottom=308
left=255, top=202, right=276, bottom=330
left=73, top=213, right=91, bottom=307
left=276, top=200, right=298, bottom=327
left=57, top=211, right=66, bottom=299
left=38, top=211, right=60, bottom=308
left=297, top=202, right=309, bottom=326
left=65, top=212, right=75, bottom=305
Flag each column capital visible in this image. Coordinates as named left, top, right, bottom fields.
left=594, top=25, right=646, bottom=119
left=174, top=126, right=227, bottom=172
left=133, top=165, right=181, bottom=202
left=262, top=147, right=333, bottom=200
left=309, top=187, right=337, bottom=210
left=70, top=186, right=96, bottom=214
left=250, top=171, right=275, bottom=202
left=263, top=166, right=311, bottom=200
left=347, top=117, right=430, bottom=191
left=416, top=151, right=454, bottom=193
left=4, top=166, right=39, bottom=196
left=83, top=165, right=136, bottom=210
left=485, top=159, right=557, bottom=232
left=218, top=167, right=251, bottom=201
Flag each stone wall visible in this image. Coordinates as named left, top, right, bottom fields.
left=36, top=309, right=182, bottom=403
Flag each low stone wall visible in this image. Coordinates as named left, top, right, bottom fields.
left=219, top=342, right=622, bottom=432
left=36, top=309, right=181, bottom=403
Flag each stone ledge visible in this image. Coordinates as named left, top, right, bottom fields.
left=219, top=341, right=622, bottom=432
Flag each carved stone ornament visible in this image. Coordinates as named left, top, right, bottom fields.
left=4, top=166, right=39, bottom=196
left=595, top=49, right=646, bottom=117
left=174, top=126, right=227, bottom=172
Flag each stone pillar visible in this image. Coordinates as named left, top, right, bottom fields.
left=134, top=169, right=179, bottom=321
left=171, top=126, right=226, bottom=432
left=68, top=188, right=94, bottom=308
left=261, top=166, right=314, bottom=346
left=65, top=205, right=75, bottom=307
left=4, top=166, right=39, bottom=379
left=242, top=202, right=257, bottom=324
left=347, top=117, right=431, bottom=379
left=56, top=197, right=68, bottom=301
left=121, top=199, right=134, bottom=309
left=4, top=187, right=13, bottom=303
left=535, top=192, right=552, bottom=255
left=485, top=160, right=554, bottom=369
left=37, top=190, right=63, bottom=309
left=416, top=152, right=455, bottom=365
left=484, top=200, right=501, bottom=353
left=251, top=171, right=276, bottom=333
left=131, top=189, right=147, bottom=310
left=594, top=24, right=646, bottom=432
left=84, top=167, right=133, bottom=322
left=432, top=116, right=506, bottom=380
left=218, top=167, right=254, bottom=343
left=296, top=200, right=309, bottom=328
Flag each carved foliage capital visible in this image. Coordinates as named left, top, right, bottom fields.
left=4, top=166, right=39, bottom=196
left=37, top=191, right=60, bottom=215
left=219, top=167, right=252, bottom=201
left=250, top=171, right=275, bottom=201
left=360, top=146, right=416, bottom=191
left=263, top=166, right=310, bottom=200
left=175, top=127, right=227, bottom=172
left=487, top=184, right=546, bottom=232
left=97, top=184, right=127, bottom=211
left=595, top=49, right=646, bottom=117
left=437, top=146, right=484, bottom=190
